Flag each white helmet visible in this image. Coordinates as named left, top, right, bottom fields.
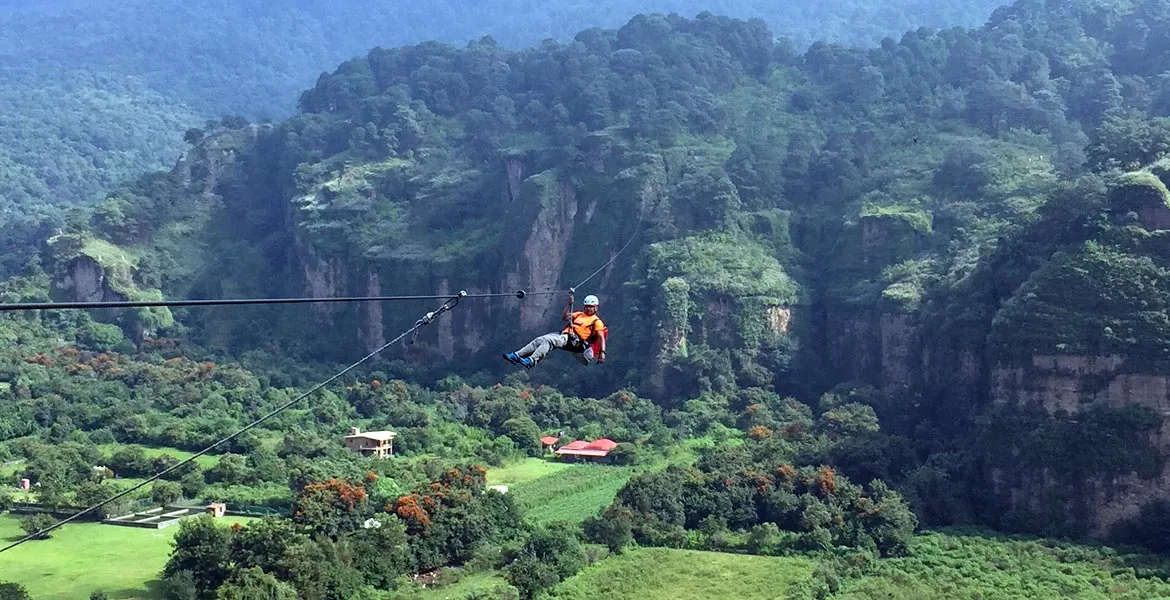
left=583, top=295, right=599, bottom=306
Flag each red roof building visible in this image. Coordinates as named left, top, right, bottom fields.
left=540, top=436, right=560, bottom=446
left=554, top=438, right=618, bottom=459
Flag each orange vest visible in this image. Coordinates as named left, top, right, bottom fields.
left=563, top=311, right=604, bottom=343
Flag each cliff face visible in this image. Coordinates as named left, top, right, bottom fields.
left=809, top=187, right=1170, bottom=540
left=988, top=355, right=1170, bottom=536
left=276, top=140, right=662, bottom=373
left=54, top=254, right=114, bottom=303
left=825, top=302, right=1170, bottom=538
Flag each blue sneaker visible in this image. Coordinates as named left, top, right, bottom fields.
left=518, top=357, right=535, bottom=368
left=503, top=352, right=520, bottom=364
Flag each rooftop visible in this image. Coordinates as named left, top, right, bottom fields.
left=345, top=430, right=396, bottom=441
left=555, top=438, right=618, bottom=457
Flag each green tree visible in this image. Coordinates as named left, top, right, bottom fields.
left=290, top=478, right=372, bottom=539
left=230, top=517, right=300, bottom=574
left=0, top=582, right=32, bottom=600
left=1087, top=115, right=1170, bottom=171
left=19, top=513, right=57, bottom=540
left=161, top=570, right=198, bottom=600
left=507, top=521, right=586, bottom=597
left=110, top=446, right=152, bottom=478
left=746, top=522, right=781, bottom=554
left=152, top=480, right=183, bottom=505
left=33, top=474, right=72, bottom=509
left=244, top=447, right=286, bottom=484
left=862, top=480, right=919, bottom=557
left=347, top=514, right=412, bottom=589
left=180, top=468, right=206, bottom=499
left=501, top=417, right=541, bottom=456
left=205, top=455, right=250, bottom=486
left=818, top=403, right=881, bottom=439
left=215, top=567, right=297, bottom=600
left=503, top=557, right=559, bottom=600
left=163, top=515, right=231, bottom=600
left=75, top=481, right=128, bottom=519
left=583, top=505, right=634, bottom=553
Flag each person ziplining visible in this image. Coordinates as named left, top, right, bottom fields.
left=0, top=210, right=641, bottom=556
left=504, top=291, right=607, bottom=368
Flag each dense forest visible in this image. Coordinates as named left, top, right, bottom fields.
left=8, top=0, right=1170, bottom=597
left=0, top=0, right=1009, bottom=280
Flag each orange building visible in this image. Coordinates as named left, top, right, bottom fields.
left=554, top=438, right=618, bottom=462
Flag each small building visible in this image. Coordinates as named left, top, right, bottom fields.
left=207, top=503, right=226, bottom=518
left=554, top=438, right=618, bottom=462
left=539, top=435, right=560, bottom=455
left=343, top=426, right=395, bottom=458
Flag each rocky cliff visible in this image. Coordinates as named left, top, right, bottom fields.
left=989, top=354, right=1170, bottom=536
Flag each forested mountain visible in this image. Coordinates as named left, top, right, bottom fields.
left=10, top=0, right=1170, bottom=597
left=23, top=0, right=1170, bottom=538
left=0, top=0, right=1009, bottom=281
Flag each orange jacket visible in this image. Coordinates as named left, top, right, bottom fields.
left=563, top=311, right=605, bottom=342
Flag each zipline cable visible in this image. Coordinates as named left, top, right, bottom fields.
left=0, top=218, right=644, bottom=313
left=0, top=290, right=555, bottom=312
left=0, top=223, right=644, bottom=554
left=0, top=292, right=468, bottom=556
left=509, top=220, right=644, bottom=302
left=570, top=225, right=641, bottom=292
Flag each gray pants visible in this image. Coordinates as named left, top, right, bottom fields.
left=516, top=332, right=595, bottom=365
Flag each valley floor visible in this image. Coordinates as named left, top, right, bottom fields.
left=9, top=452, right=1170, bottom=600
left=404, top=529, right=1170, bottom=600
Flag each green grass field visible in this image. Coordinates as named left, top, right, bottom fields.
left=549, top=548, right=814, bottom=599
left=835, top=529, right=1170, bottom=600
left=0, top=461, right=22, bottom=480
left=408, top=570, right=516, bottom=599
left=486, top=457, right=571, bottom=487
left=0, top=513, right=256, bottom=600
left=406, top=548, right=812, bottom=599
left=490, top=459, right=634, bottom=526
left=95, top=443, right=223, bottom=469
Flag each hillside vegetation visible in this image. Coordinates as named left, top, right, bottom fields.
left=8, top=0, right=1170, bottom=598
left=0, top=0, right=1010, bottom=281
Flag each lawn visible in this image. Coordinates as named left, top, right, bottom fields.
left=0, top=461, right=23, bottom=492
left=0, top=461, right=22, bottom=480
left=0, top=513, right=256, bottom=600
left=95, top=443, right=223, bottom=470
left=549, top=547, right=815, bottom=599
left=485, top=457, right=571, bottom=487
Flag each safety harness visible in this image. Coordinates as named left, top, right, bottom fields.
left=563, top=311, right=603, bottom=353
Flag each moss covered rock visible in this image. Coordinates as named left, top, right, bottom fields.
left=646, top=231, right=798, bottom=351
left=988, top=241, right=1170, bottom=362
left=1108, top=171, right=1170, bottom=213
left=45, top=233, right=173, bottom=333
